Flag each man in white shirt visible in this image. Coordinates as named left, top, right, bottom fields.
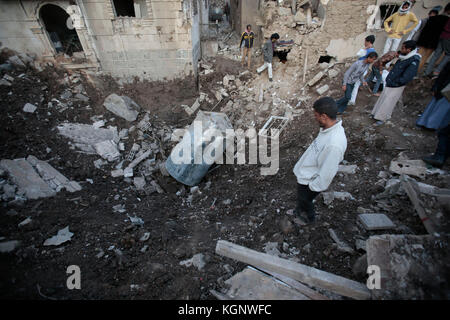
left=287, top=97, right=348, bottom=224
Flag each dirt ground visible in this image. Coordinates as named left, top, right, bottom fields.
left=0, top=49, right=449, bottom=300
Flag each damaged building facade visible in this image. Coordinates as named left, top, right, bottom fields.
left=0, top=0, right=210, bottom=81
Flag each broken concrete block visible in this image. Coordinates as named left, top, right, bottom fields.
left=190, top=98, right=200, bottom=113
left=57, top=123, right=119, bottom=154
left=75, top=93, right=89, bottom=102
left=366, top=234, right=450, bottom=299
left=316, top=84, right=329, bottom=95
left=307, top=71, right=325, bottom=87
left=0, top=158, right=56, bottom=200
left=124, top=167, right=133, bottom=178
left=43, top=226, right=73, bottom=246
left=151, top=180, right=164, bottom=194
left=358, top=213, right=396, bottom=230
left=338, top=164, right=358, bottom=174
left=103, top=93, right=140, bottom=122
left=3, top=74, right=14, bottom=82
left=0, top=79, right=12, bottom=86
left=111, top=169, right=124, bottom=178
left=389, top=159, right=427, bottom=179
left=94, top=140, right=120, bottom=162
left=322, top=191, right=355, bottom=205
left=23, top=103, right=37, bottom=113
left=8, top=55, right=26, bottom=68
left=134, top=177, right=146, bottom=190
left=27, top=156, right=81, bottom=193
left=180, top=253, right=206, bottom=271
left=0, top=240, right=21, bottom=253
left=18, top=217, right=32, bottom=228
left=328, top=69, right=339, bottom=78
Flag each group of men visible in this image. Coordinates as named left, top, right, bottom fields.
left=239, top=1, right=450, bottom=226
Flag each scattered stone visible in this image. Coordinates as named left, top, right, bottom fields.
left=92, top=120, right=105, bottom=129
left=328, top=69, right=339, bottom=78
left=8, top=55, right=26, bottom=68
left=389, top=159, right=427, bottom=179
left=43, top=226, right=74, bottom=246
left=0, top=79, right=12, bottom=86
left=0, top=240, right=21, bottom=253
left=322, top=191, right=355, bottom=205
left=316, top=84, right=329, bottom=95
left=124, top=167, right=133, bottom=178
left=338, top=165, right=357, bottom=174
left=94, top=159, right=107, bottom=169
left=18, top=217, right=32, bottom=228
left=355, top=239, right=367, bottom=251
left=23, top=103, right=37, bottom=113
left=134, top=177, right=146, bottom=190
left=139, top=232, right=150, bottom=242
left=111, top=169, right=124, bottom=178
left=127, top=214, right=144, bottom=226
left=358, top=213, right=396, bottom=231
left=180, top=253, right=206, bottom=271
left=94, top=140, right=120, bottom=162
left=307, top=71, right=325, bottom=87
left=103, top=94, right=140, bottom=122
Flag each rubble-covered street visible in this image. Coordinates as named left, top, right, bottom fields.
left=1, top=0, right=449, bottom=301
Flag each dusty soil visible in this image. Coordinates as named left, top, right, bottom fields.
left=0, top=52, right=449, bottom=300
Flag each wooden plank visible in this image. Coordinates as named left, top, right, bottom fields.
left=401, top=175, right=437, bottom=234
left=216, top=240, right=371, bottom=300
left=259, top=268, right=330, bottom=300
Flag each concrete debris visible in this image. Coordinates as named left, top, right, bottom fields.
left=103, top=94, right=140, bottom=122
left=27, top=155, right=81, bottom=193
left=328, top=228, right=355, bottom=254
left=43, top=226, right=74, bottom=246
left=127, top=214, right=144, bottom=226
left=111, top=169, right=124, bottom=178
left=307, top=71, right=325, bottom=87
left=0, top=240, right=21, bottom=253
left=389, top=159, right=427, bottom=179
left=316, top=84, right=329, bottom=95
left=124, top=167, right=133, bottom=178
left=328, top=69, right=339, bottom=78
left=358, top=213, right=396, bottom=231
left=322, top=191, right=355, bottom=205
left=151, top=180, right=164, bottom=194
left=367, top=234, right=450, bottom=299
left=0, top=79, right=12, bottom=86
left=57, top=123, right=119, bottom=154
left=8, top=55, right=26, bottom=68
left=179, top=253, right=206, bottom=271
left=23, top=103, right=37, bottom=113
left=94, top=140, right=120, bottom=162
left=139, top=232, right=150, bottom=242
left=0, top=158, right=56, bottom=200
left=338, top=165, right=358, bottom=174
left=92, top=120, right=106, bottom=129
left=94, top=159, right=107, bottom=169
left=133, top=177, right=146, bottom=190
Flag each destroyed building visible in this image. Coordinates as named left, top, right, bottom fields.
left=1, top=0, right=449, bottom=302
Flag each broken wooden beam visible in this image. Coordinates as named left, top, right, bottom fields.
left=401, top=175, right=437, bottom=234
left=215, top=240, right=371, bottom=300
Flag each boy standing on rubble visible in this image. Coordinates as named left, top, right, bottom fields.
left=287, top=97, right=347, bottom=224
left=257, top=33, right=280, bottom=82
left=335, top=52, right=378, bottom=114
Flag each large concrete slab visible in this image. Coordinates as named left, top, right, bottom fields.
left=0, top=159, right=56, bottom=200
left=358, top=214, right=396, bottom=231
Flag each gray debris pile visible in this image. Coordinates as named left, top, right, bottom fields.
left=0, top=155, right=81, bottom=203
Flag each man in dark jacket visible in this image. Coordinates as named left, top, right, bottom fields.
left=257, top=33, right=280, bottom=81
left=371, top=40, right=421, bottom=125
left=240, top=24, right=255, bottom=69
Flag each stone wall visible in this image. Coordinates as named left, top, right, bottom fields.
left=0, top=0, right=207, bottom=82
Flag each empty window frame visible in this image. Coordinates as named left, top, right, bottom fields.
left=112, top=0, right=149, bottom=18
left=380, top=4, right=401, bottom=26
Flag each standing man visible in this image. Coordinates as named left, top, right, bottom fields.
left=416, top=6, right=448, bottom=75
left=240, top=25, right=255, bottom=69
left=371, top=40, right=421, bottom=126
left=383, top=1, right=419, bottom=54
left=257, top=33, right=280, bottom=82
left=424, top=3, right=450, bottom=78
left=287, top=97, right=347, bottom=224
left=336, top=52, right=378, bottom=114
